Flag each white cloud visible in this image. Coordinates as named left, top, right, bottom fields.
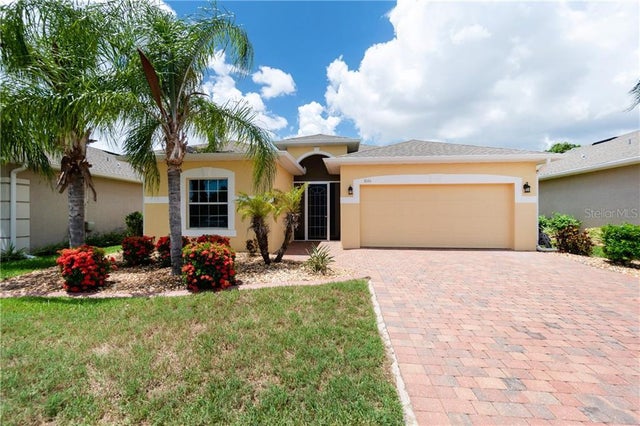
left=297, top=102, right=341, bottom=136
left=203, top=52, right=290, bottom=133
left=252, top=66, right=296, bottom=99
left=319, top=0, right=639, bottom=149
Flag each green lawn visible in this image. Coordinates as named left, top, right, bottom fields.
left=0, top=280, right=403, bottom=425
left=0, top=245, right=121, bottom=280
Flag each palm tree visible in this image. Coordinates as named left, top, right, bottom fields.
left=629, top=80, right=640, bottom=110
left=272, top=183, right=307, bottom=263
left=0, top=0, right=133, bottom=247
left=120, top=3, right=276, bottom=275
left=236, top=192, right=275, bottom=265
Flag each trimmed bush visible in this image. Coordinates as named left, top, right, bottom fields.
left=601, top=223, right=640, bottom=264
left=56, top=246, right=115, bottom=292
left=182, top=242, right=236, bottom=292
left=125, top=211, right=143, bottom=236
left=85, top=231, right=125, bottom=247
left=555, top=225, right=593, bottom=256
left=156, top=235, right=191, bottom=267
left=122, top=236, right=155, bottom=266
left=195, top=234, right=231, bottom=247
left=540, top=212, right=581, bottom=234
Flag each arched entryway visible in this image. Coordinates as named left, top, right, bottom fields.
left=294, top=154, right=341, bottom=241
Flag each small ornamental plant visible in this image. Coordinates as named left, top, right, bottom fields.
left=555, top=224, right=593, bottom=256
left=122, top=235, right=155, bottom=266
left=156, top=235, right=192, bottom=267
left=195, top=234, right=231, bottom=247
left=56, top=246, right=115, bottom=292
left=182, top=241, right=236, bottom=292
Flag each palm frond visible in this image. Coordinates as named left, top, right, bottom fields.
left=122, top=116, right=163, bottom=190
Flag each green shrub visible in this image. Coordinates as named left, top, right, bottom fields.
left=305, top=244, right=334, bottom=274
left=182, top=242, right=236, bottom=292
left=601, top=223, right=640, bottom=264
left=1, top=242, right=27, bottom=262
left=85, top=231, right=125, bottom=247
left=540, top=212, right=581, bottom=234
left=122, top=236, right=155, bottom=266
left=555, top=225, right=593, bottom=256
left=125, top=211, right=143, bottom=236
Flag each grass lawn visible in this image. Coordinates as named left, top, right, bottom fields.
left=1, top=280, right=403, bottom=425
left=0, top=245, right=121, bottom=280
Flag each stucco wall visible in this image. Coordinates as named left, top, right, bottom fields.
left=539, top=164, right=640, bottom=227
left=24, top=170, right=142, bottom=249
left=338, top=162, right=539, bottom=251
left=144, top=160, right=293, bottom=252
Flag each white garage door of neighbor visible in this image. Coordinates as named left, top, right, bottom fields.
left=359, top=184, right=514, bottom=249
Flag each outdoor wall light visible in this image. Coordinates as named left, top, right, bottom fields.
left=348, top=185, right=353, bottom=196
left=523, top=182, right=531, bottom=193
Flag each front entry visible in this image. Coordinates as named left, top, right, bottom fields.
left=294, top=182, right=341, bottom=241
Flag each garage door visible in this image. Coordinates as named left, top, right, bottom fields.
left=360, top=184, right=514, bottom=249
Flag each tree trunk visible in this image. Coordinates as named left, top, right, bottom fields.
left=68, top=174, right=85, bottom=248
left=273, top=213, right=297, bottom=263
left=254, top=218, right=271, bottom=265
left=167, top=167, right=182, bottom=275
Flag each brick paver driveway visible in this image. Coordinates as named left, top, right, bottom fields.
left=330, top=246, right=639, bottom=425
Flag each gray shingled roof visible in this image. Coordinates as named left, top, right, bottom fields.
left=538, top=130, right=639, bottom=178
left=342, top=139, right=544, bottom=158
left=50, top=146, right=141, bottom=183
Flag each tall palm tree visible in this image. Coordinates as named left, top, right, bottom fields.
left=0, top=0, right=132, bottom=248
left=236, top=192, right=274, bottom=265
left=272, top=183, right=307, bottom=263
left=629, top=80, right=640, bottom=110
left=121, top=4, right=276, bottom=274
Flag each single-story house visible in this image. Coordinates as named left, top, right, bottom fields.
left=144, top=134, right=552, bottom=251
left=1, top=146, right=143, bottom=252
left=539, top=130, right=640, bottom=227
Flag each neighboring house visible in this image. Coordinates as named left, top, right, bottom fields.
left=539, top=130, right=640, bottom=227
left=144, top=134, right=551, bottom=251
left=1, top=146, right=142, bottom=252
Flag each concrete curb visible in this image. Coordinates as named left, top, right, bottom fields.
left=367, top=280, right=417, bottom=426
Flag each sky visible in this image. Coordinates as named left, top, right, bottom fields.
left=113, top=0, right=640, bottom=151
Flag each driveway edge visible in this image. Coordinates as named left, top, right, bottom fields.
left=367, top=280, right=417, bottom=426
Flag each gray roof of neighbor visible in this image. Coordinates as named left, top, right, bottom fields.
left=538, top=130, right=640, bottom=178
left=342, top=139, right=544, bottom=158
left=50, top=146, right=141, bottom=183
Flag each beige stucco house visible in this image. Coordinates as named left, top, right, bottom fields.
left=1, top=147, right=142, bottom=251
left=144, top=134, right=551, bottom=252
left=539, top=130, right=640, bottom=227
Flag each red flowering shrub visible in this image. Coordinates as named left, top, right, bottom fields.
left=122, top=236, right=155, bottom=266
left=56, top=246, right=115, bottom=292
left=156, top=235, right=191, bottom=267
left=181, top=242, right=236, bottom=292
left=195, top=234, right=231, bottom=247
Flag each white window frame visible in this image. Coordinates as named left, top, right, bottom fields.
left=181, top=168, right=236, bottom=237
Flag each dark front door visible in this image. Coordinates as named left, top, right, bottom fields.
left=307, top=183, right=328, bottom=240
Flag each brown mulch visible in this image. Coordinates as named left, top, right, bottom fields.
left=0, top=253, right=357, bottom=298
left=554, top=252, right=640, bottom=278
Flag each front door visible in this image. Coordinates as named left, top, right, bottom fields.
left=307, top=183, right=328, bottom=240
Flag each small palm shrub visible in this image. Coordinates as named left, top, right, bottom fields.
left=122, top=236, right=155, bottom=266
left=601, top=223, right=640, bottom=264
left=125, top=211, right=143, bottom=236
left=305, top=244, right=334, bottom=274
left=182, top=242, right=236, bottom=292
left=555, top=225, right=593, bottom=256
left=56, top=246, right=115, bottom=292
left=0, top=242, right=27, bottom=262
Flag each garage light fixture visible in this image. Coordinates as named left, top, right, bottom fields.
left=523, top=182, right=531, bottom=193
left=348, top=185, right=353, bottom=196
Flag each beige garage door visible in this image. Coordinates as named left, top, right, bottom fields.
left=360, top=184, right=514, bottom=249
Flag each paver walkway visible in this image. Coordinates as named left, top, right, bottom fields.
left=327, top=244, right=639, bottom=425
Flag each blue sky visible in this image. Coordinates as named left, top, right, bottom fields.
left=157, top=1, right=639, bottom=151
